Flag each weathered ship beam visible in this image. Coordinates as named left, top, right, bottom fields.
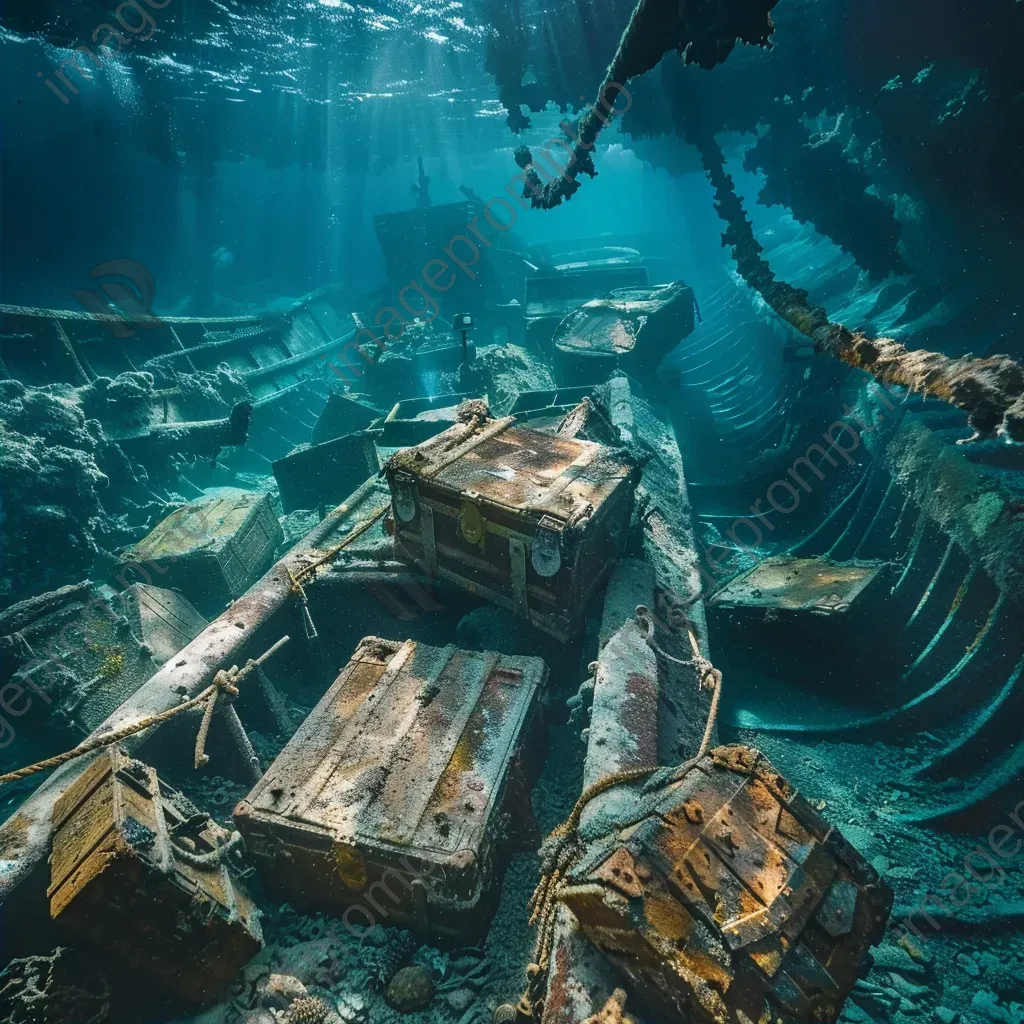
left=141, top=321, right=286, bottom=371
left=541, top=560, right=658, bottom=1024
left=538, top=372, right=718, bottom=1022
left=511, top=0, right=779, bottom=209
left=118, top=401, right=253, bottom=458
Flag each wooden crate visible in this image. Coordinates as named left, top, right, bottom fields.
left=234, top=637, right=547, bottom=940
left=123, top=489, right=282, bottom=612
left=384, top=414, right=641, bottom=640
left=48, top=748, right=262, bottom=1005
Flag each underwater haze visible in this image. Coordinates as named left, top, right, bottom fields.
left=2, top=1, right=1024, bottom=1024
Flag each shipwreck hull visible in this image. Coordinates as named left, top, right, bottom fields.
left=0, top=288, right=355, bottom=473
left=695, top=377, right=1024, bottom=829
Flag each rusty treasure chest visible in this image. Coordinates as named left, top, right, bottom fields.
left=559, top=745, right=893, bottom=1024
left=233, top=637, right=548, bottom=939
left=48, top=748, right=262, bottom=1005
left=384, top=409, right=641, bottom=641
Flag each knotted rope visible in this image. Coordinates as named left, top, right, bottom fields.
left=0, top=636, right=290, bottom=789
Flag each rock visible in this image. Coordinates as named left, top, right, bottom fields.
left=840, top=1003, right=877, bottom=1024
left=244, top=1013, right=277, bottom=1024
left=956, top=953, right=981, bottom=978
left=262, top=974, right=309, bottom=1010
left=934, top=1008, right=959, bottom=1024
left=385, top=965, right=434, bottom=1013
left=245, top=962, right=272, bottom=986
left=445, top=987, right=476, bottom=1012
left=971, top=990, right=1020, bottom=1024
left=362, top=925, right=389, bottom=947
left=872, top=943, right=929, bottom=978
left=887, top=973, right=933, bottom=1000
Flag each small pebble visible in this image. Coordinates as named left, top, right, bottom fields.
left=956, top=953, right=981, bottom=978
left=445, top=987, right=475, bottom=1013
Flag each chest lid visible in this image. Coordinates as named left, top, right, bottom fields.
left=242, top=637, right=547, bottom=857
left=129, top=488, right=272, bottom=563
left=388, top=417, right=637, bottom=525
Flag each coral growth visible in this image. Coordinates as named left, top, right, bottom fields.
left=0, top=379, right=111, bottom=597
left=0, top=947, right=111, bottom=1024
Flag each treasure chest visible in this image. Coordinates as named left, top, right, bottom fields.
left=551, top=281, right=696, bottom=386
left=384, top=411, right=641, bottom=641
left=233, top=637, right=548, bottom=940
left=123, top=489, right=283, bottom=615
left=48, top=748, right=262, bottom=1005
left=525, top=263, right=650, bottom=345
left=272, top=430, right=381, bottom=514
left=560, top=745, right=893, bottom=1024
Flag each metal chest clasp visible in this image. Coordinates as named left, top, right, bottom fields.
left=393, top=472, right=419, bottom=523
left=459, top=492, right=486, bottom=546
left=531, top=515, right=564, bottom=578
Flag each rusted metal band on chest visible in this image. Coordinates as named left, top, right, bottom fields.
left=509, top=538, right=529, bottom=617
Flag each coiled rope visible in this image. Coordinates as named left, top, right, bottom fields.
left=634, top=603, right=722, bottom=774
left=172, top=829, right=244, bottom=868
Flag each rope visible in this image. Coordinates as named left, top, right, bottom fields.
left=0, top=636, right=290, bottom=789
left=172, top=829, right=244, bottom=868
left=287, top=568, right=320, bottom=640
left=634, top=604, right=722, bottom=768
left=284, top=505, right=390, bottom=639
left=517, top=605, right=724, bottom=1017
left=288, top=504, right=390, bottom=591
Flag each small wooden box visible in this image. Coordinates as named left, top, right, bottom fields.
left=384, top=414, right=640, bottom=640
left=123, top=489, right=283, bottom=613
left=48, top=749, right=262, bottom=1005
left=234, top=637, right=547, bottom=940
left=272, top=431, right=381, bottom=513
